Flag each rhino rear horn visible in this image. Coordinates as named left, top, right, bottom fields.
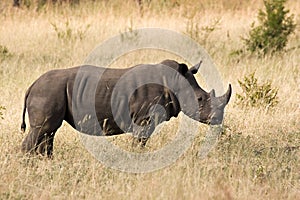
left=219, top=84, right=232, bottom=105
left=189, top=60, right=202, bottom=74
left=209, top=89, right=216, bottom=98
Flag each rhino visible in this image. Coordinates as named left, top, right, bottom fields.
left=20, top=59, right=231, bottom=157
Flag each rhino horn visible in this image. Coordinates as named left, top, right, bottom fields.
left=219, top=84, right=232, bottom=105
left=189, top=60, right=202, bottom=74
left=209, top=89, right=216, bottom=98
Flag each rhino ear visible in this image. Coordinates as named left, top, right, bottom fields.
left=178, top=63, right=189, bottom=75
left=189, top=60, right=202, bottom=74
left=209, top=89, right=216, bottom=98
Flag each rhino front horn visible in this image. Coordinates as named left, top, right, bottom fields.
left=189, top=60, right=202, bottom=74
left=219, top=84, right=232, bottom=105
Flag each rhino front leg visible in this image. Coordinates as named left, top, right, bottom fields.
left=132, top=118, right=155, bottom=147
left=132, top=136, right=149, bottom=147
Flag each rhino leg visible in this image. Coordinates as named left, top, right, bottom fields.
left=36, top=131, right=56, bottom=157
left=132, top=118, right=155, bottom=147
left=21, top=111, right=63, bottom=157
left=132, top=137, right=149, bottom=147
left=21, top=126, right=57, bottom=158
left=21, top=127, right=40, bottom=155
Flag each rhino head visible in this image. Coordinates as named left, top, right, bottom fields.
left=161, top=59, right=232, bottom=125
left=185, top=61, right=232, bottom=125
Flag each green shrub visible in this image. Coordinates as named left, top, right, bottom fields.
left=236, top=72, right=279, bottom=110
left=243, top=0, right=296, bottom=55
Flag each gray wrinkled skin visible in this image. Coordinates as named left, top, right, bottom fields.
left=20, top=60, right=231, bottom=157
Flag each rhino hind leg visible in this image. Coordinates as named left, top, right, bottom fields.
left=21, top=127, right=57, bottom=158
left=36, top=131, right=56, bottom=157
left=21, top=130, right=57, bottom=157
left=21, top=127, right=40, bottom=155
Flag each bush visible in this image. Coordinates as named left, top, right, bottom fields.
left=236, top=72, right=279, bottom=110
left=243, top=0, right=296, bottom=55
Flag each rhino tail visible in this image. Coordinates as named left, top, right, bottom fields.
left=21, top=86, right=31, bottom=133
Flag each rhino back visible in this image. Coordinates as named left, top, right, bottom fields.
left=58, top=64, right=181, bottom=136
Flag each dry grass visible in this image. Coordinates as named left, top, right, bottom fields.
left=0, top=0, right=299, bottom=199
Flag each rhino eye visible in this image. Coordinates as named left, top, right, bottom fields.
left=198, top=97, right=203, bottom=101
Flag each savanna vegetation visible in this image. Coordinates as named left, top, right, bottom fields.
left=0, top=0, right=299, bottom=199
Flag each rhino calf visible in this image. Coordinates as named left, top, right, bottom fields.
left=21, top=60, right=231, bottom=157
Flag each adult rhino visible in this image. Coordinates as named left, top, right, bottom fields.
left=21, top=60, right=231, bottom=157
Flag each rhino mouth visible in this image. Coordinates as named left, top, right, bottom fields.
left=198, top=118, right=212, bottom=125
left=198, top=116, right=223, bottom=126
left=208, top=118, right=223, bottom=125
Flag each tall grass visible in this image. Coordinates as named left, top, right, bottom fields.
left=0, top=0, right=299, bottom=199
